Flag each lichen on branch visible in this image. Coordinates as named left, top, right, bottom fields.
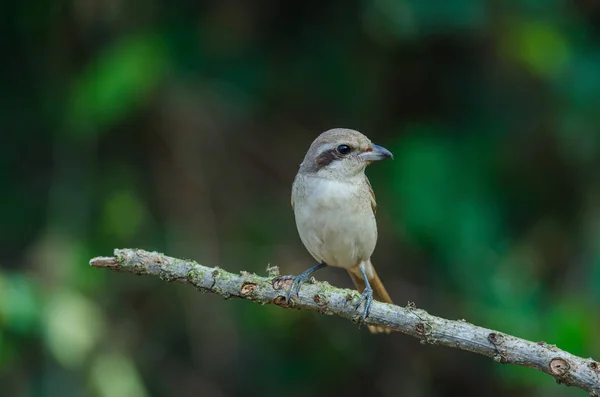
left=90, top=248, right=600, bottom=395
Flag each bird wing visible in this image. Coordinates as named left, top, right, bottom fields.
left=365, top=177, right=377, bottom=215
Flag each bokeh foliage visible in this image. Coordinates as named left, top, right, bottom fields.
left=1, top=1, right=599, bottom=396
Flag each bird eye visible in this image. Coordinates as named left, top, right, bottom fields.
left=336, top=145, right=352, bottom=156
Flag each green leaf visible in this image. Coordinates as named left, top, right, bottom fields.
left=43, top=290, right=105, bottom=368
left=90, top=352, right=148, bottom=397
left=544, top=300, right=593, bottom=357
left=503, top=20, right=570, bottom=79
left=391, top=129, right=461, bottom=246
left=0, top=273, right=40, bottom=334
left=66, top=33, right=168, bottom=138
left=101, top=189, right=146, bottom=240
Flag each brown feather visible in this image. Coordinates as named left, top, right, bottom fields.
left=365, top=176, right=377, bottom=215
left=347, top=261, right=394, bottom=334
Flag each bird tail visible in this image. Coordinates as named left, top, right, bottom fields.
left=347, top=261, right=394, bottom=334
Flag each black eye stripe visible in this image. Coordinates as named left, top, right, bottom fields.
left=315, top=149, right=339, bottom=169
left=314, top=145, right=354, bottom=170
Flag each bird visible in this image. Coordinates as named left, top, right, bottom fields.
left=275, top=128, right=394, bottom=333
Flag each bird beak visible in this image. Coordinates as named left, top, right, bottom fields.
left=360, top=143, right=394, bottom=161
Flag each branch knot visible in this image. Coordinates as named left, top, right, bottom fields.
left=89, top=249, right=600, bottom=395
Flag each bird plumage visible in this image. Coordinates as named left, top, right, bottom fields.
left=284, top=128, right=394, bottom=333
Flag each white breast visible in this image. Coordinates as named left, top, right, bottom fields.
left=292, top=175, right=378, bottom=269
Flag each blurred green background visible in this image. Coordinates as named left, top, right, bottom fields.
left=2, top=0, right=599, bottom=396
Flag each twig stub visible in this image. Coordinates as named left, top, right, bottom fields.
left=89, top=248, right=600, bottom=395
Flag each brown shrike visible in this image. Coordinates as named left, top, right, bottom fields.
left=275, top=128, right=394, bottom=333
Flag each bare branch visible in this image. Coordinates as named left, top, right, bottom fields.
left=90, top=248, right=600, bottom=395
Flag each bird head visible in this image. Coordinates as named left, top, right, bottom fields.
left=299, top=128, right=393, bottom=179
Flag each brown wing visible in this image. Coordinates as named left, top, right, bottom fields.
left=365, top=177, right=377, bottom=215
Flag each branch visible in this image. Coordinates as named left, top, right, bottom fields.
left=90, top=248, right=600, bottom=395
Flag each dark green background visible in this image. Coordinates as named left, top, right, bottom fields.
left=1, top=1, right=599, bottom=396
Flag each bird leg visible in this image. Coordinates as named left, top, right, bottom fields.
left=355, top=266, right=373, bottom=327
left=274, top=262, right=327, bottom=301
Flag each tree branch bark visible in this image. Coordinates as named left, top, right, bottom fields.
left=90, top=248, right=600, bottom=395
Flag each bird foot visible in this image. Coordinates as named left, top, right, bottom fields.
left=273, top=272, right=314, bottom=302
left=355, top=286, right=373, bottom=327
left=273, top=262, right=327, bottom=302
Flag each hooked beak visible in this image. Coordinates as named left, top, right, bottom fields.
left=360, top=143, right=394, bottom=162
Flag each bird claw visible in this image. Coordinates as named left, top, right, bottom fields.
left=355, top=286, right=373, bottom=328
left=273, top=273, right=312, bottom=302
left=273, top=262, right=327, bottom=302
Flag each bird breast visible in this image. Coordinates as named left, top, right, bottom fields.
left=292, top=174, right=378, bottom=269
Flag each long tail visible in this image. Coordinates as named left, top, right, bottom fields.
left=347, top=261, right=394, bottom=334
